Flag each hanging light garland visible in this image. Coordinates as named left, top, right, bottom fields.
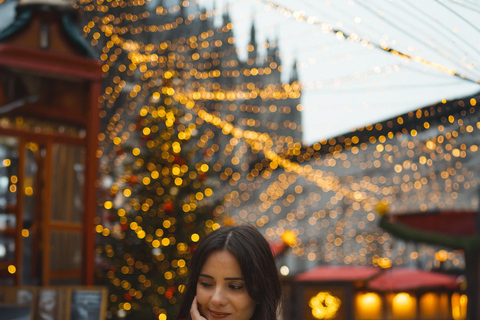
left=256, top=0, right=480, bottom=84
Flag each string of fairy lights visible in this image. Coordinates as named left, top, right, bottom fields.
left=353, top=0, right=480, bottom=77
left=101, top=80, right=479, bottom=218
left=81, top=0, right=480, bottom=86
left=79, top=0, right=480, bottom=316
left=83, top=4, right=229, bottom=38
left=255, top=0, right=480, bottom=84
left=170, top=92, right=387, bottom=204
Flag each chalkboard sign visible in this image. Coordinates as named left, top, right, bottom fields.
left=17, top=289, right=34, bottom=304
left=70, top=289, right=105, bottom=320
left=0, top=286, right=106, bottom=320
left=36, top=289, right=59, bottom=320
left=0, top=305, right=33, bottom=320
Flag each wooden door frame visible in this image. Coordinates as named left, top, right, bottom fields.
left=0, top=128, right=88, bottom=285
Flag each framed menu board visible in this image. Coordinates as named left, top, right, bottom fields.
left=35, top=287, right=70, bottom=320
left=68, top=287, right=108, bottom=320
left=0, top=286, right=36, bottom=320
left=0, top=286, right=107, bottom=320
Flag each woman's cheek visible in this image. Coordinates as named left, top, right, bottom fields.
left=195, top=286, right=209, bottom=308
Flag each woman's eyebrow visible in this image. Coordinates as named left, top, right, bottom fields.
left=199, top=274, right=243, bottom=281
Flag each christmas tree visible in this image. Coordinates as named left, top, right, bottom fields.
left=96, top=68, right=222, bottom=319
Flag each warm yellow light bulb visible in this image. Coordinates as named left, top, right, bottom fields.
left=8, top=265, right=16, bottom=274
left=282, top=230, right=296, bottom=246
left=375, top=201, right=388, bottom=216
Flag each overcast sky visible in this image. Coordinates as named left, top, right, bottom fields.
left=208, top=0, right=480, bottom=144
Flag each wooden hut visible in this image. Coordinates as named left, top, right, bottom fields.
left=0, top=0, right=102, bottom=286
left=290, top=265, right=461, bottom=320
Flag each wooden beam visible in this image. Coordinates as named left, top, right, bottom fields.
left=5, top=103, right=86, bottom=127
left=32, top=149, right=44, bottom=280
left=42, top=141, right=53, bottom=286
left=0, top=127, right=85, bottom=145
left=0, top=44, right=103, bottom=81
left=83, top=79, right=102, bottom=285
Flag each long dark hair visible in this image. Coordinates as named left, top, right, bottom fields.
left=176, top=225, right=282, bottom=320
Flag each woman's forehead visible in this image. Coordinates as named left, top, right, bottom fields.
left=200, top=250, right=242, bottom=276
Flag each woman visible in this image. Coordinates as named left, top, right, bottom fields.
left=176, top=225, right=282, bottom=320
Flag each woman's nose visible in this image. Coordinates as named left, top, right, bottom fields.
left=211, top=287, right=228, bottom=307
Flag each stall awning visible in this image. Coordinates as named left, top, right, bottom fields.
left=269, top=242, right=287, bottom=258
left=390, top=211, right=476, bottom=237
left=367, top=268, right=460, bottom=291
left=295, top=265, right=381, bottom=282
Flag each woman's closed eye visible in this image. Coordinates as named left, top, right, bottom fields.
left=229, top=283, right=244, bottom=290
left=199, top=281, right=214, bottom=288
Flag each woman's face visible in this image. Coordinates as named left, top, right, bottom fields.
left=196, top=249, right=256, bottom=320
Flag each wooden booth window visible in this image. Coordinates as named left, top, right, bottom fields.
left=0, top=67, right=91, bottom=286
left=49, top=143, right=85, bottom=284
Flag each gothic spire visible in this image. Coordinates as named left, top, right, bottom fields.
left=248, top=21, right=257, bottom=63
left=290, top=58, right=299, bottom=83
left=222, top=6, right=232, bottom=25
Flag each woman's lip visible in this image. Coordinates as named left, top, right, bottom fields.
left=209, top=310, right=231, bottom=318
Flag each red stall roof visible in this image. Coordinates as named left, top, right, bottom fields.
left=269, top=242, right=287, bottom=258
left=367, top=268, right=460, bottom=291
left=295, top=265, right=382, bottom=282
left=391, top=211, right=476, bottom=237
